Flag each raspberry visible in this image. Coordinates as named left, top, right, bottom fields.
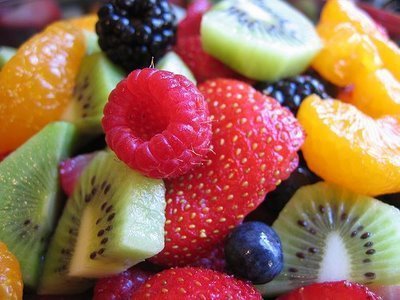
left=96, top=0, right=177, bottom=71
left=102, top=68, right=212, bottom=179
left=255, top=75, right=330, bottom=114
left=93, top=266, right=153, bottom=300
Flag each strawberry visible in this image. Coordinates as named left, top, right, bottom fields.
left=151, top=79, right=304, bottom=267
left=177, top=0, right=211, bottom=38
left=93, top=264, right=154, bottom=300
left=277, top=281, right=382, bottom=300
left=174, top=35, right=243, bottom=83
left=131, top=267, right=262, bottom=299
left=59, top=153, right=96, bottom=197
left=189, top=243, right=226, bottom=272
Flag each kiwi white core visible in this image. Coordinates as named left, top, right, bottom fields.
left=235, top=0, right=273, bottom=23
left=318, top=232, right=350, bottom=282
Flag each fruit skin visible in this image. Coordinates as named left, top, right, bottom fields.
left=189, top=243, right=226, bottom=272
left=177, top=0, right=211, bottom=39
left=0, top=21, right=85, bottom=154
left=59, top=153, right=97, bottom=197
left=0, top=241, right=23, bottom=300
left=298, top=95, right=400, bottom=196
left=255, top=75, right=330, bottom=115
left=225, top=222, right=283, bottom=284
left=93, top=265, right=153, bottom=300
left=130, top=267, right=262, bottom=299
left=96, top=0, right=176, bottom=72
left=103, top=68, right=212, bottom=179
left=151, top=79, right=304, bottom=266
left=277, top=281, right=382, bottom=300
left=174, top=35, right=242, bottom=83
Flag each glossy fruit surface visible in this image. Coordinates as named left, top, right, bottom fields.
left=298, top=95, right=400, bottom=196
left=131, top=267, right=262, bottom=299
left=225, top=222, right=283, bottom=284
left=0, top=241, right=23, bottom=300
left=277, top=281, right=381, bottom=300
left=0, top=21, right=85, bottom=153
left=151, top=79, right=304, bottom=267
left=102, top=68, right=212, bottom=179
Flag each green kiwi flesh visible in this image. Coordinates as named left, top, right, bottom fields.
left=0, top=122, right=77, bottom=289
left=62, top=52, right=124, bottom=137
left=156, top=51, right=197, bottom=84
left=83, top=30, right=101, bottom=55
left=0, top=46, right=16, bottom=69
left=258, top=182, right=400, bottom=297
left=38, top=151, right=166, bottom=295
left=201, top=0, right=322, bottom=81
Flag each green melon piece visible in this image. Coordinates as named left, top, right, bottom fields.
left=0, top=122, right=77, bottom=289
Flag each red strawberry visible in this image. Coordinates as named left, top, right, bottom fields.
left=59, top=153, right=97, bottom=197
left=177, top=0, right=211, bottom=38
left=277, top=281, right=382, bottom=300
left=102, top=68, right=212, bottom=179
left=93, top=265, right=154, bottom=300
left=174, top=35, right=243, bottom=83
left=131, top=267, right=262, bottom=299
left=151, top=79, right=304, bottom=267
left=189, top=243, right=226, bottom=272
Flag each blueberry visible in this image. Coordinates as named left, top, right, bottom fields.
left=225, top=221, right=283, bottom=284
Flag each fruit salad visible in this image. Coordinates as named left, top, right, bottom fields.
left=0, top=0, right=400, bottom=299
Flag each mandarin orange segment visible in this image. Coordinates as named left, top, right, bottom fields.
left=352, top=68, right=400, bottom=118
left=312, top=22, right=382, bottom=87
left=319, top=0, right=384, bottom=37
left=0, top=242, right=23, bottom=300
left=298, top=95, right=400, bottom=196
left=68, top=15, right=98, bottom=32
left=372, top=35, right=400, bottom=82
left=0, top=22, right=85, bottom=153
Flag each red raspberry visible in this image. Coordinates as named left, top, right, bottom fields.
left=131, top=267, right=262, bottom=299
left=93, top=266, right=153, bottom=300
left=102, top=68, right=212, bottom=179
left=151, top=79, right=304, bottom=267
left=177, top=0, right=211, bottom=39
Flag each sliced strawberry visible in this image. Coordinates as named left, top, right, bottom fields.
left=93, top=264, right=154, bottom=300
left=277, top=281, right=382, bottom=300
left=131, top=267, right=262, bottom=299
left=0, top=152, right=9, bottom=162
left=174, top=35, right=243, bottom=83
left=177, top=0, right=211, bottom=38
left=151, top=79, right=304, bottom=267
left=59, top=153, right=97, bottom=197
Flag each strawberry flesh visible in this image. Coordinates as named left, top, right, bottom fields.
left=152, top=79, right=304, bottom=267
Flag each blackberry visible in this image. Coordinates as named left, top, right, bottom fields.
left=96, top=0, right=177, bottom=72
left=255, top=75, right=330, bottom=114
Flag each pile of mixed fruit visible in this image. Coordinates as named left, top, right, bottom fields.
left=0, top=0, right=400, bottom=298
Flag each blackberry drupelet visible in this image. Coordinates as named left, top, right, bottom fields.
left=255, top=75, right=330, bottom=114
left=96, top=0, right=177, bottom=71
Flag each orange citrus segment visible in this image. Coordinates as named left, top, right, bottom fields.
left=68, top=14, right=98, bottom=32
left=312, top=22, right=382, bottom=87
left=0, top=21, right=85, bottom=153
left=298, top=95, right=400, bottom=196
left=0, top=241, right=23, bottom=300
left=352, top=68, right=400, bottom=118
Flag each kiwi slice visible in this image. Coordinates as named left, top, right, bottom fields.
left=156, top=51, right=197, bottom=84
left=62, top=52, right=124, bottom=136
left=0, top=122, right=76, bottom=289
left=38, top=151, right=166, bottom=295
left=258, top=182, right=400, bottom=297
left=0, top=46, right=16, bottom=69
left=83, top=30, right=101, bottom=55
left=200, top=0, right=322, bottom=81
